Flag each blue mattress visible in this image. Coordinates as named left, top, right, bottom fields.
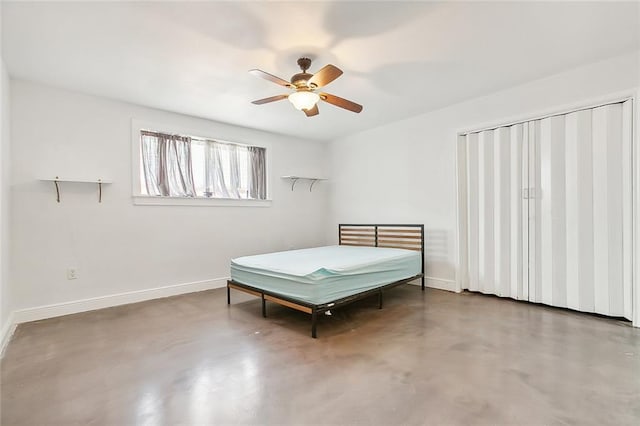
left=230, top=245, right=421, bottom=304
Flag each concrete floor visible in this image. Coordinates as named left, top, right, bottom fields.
left=1, top=286, right=639, bottom=425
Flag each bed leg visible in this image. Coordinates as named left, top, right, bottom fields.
left=227, top=284, right=231, bottom=305
left=311, top=310, right=318, bottom=338
left=378, top=290, right=383, bottom=309
left=421, top=276, right=425, bottom=291
left=261, top=294, right=267, bottom=318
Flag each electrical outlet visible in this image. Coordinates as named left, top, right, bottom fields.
left=67, top=268, right=78, bottom=280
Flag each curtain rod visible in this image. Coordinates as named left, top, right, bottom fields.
left=140, top=129, right=265, bottom=149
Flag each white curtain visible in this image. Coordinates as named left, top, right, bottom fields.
left=141, top=133, right=162, bottom=196
left=205, top=142, right=241, bottom=199
left=141, top=132, right=196, bottom=197
left=460, top=100, right=632, bottom=319
left=142, top=132, right=266, bottom=200
left=248, top=146, right=266, bottom=200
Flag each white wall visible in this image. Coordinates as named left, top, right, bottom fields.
left=328, top=51, right=640, bottom=292
left=10, top=80, right=329, bottom=318
left=0, top=61, right=9, bottom=329
left=0, top=0, right=14, bottom=347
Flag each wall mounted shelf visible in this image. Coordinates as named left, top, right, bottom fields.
left=40, top=177, right=113, bottom=203
left=281, top=176, right=327, bottom=192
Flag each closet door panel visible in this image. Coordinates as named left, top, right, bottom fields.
left=532, top=101, right=631, bottom=318
left=463, top=127, right=525, bottom=298
left=510, top=124, right=525, bottom=300
left=591, top=103, right=628, bottom=317
left=576, top=110, right=596, bottom=312
left=494, top=127, right=511, bottom=297
left=550, top=116, right=568, bottom=309
left=528, top=121, right=539, bottom=303
left=592, top=105, right=611, bottom=314
left=466, top=133, right=480, bottom=292
left=535, top=118, right=553, bottom=305
left=537, top=116, right=569, bottom=308
left=605, top=104, right=624, bottom=316
left=565, top=109, right=595, bottom=311
left=622, top=101, right=633, bottom=319
left=478, top=130, right=495, bottom=295
left=564, top=111, right=579, bottom=309
left=600, top=103, right=625, bottom=316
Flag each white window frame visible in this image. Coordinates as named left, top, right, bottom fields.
left=131, top=119, right=272, bottom=207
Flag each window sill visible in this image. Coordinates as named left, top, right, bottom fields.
left=132, top=195, right=272, bottom=207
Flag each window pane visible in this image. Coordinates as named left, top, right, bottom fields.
left=191, top=141, right=206, bottom=197
left=139, top=130, right=266, bottom=200
left=238, top=145, right=249, bottom=199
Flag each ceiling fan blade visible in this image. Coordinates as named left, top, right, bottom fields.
left=303, top=104, right=319, bottom=117
left=251, top=94, right=288, bottom=105
left=319, top=92, right=363, bottom=113
left=308, top=65, right=343, bottom=88
left=249, top=69, right=293, bottom=88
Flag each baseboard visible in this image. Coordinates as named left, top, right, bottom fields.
left=1, top=311, right=17, bottom=358
left=424, top=276, right=458, bottom=292
left=406, top=276, right=458, bottom=292
left=11, top=277, right=229, bottom=325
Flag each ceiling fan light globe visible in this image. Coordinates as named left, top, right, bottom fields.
left=288, top=91, right=320, bottom=111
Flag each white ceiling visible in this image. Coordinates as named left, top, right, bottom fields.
left=3, top=1, right=639, bottom=141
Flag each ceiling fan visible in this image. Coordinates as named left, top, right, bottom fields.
left=249, top=57, right=363, bottom=117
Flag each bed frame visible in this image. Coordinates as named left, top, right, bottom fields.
left=227, top=224, right=425, bottom=338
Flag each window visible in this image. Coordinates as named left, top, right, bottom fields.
left=139, top=130, right=267, bottom=200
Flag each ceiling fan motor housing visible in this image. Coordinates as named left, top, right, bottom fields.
left=291, top=57, right=314, bottom=88
left=291, top=72, right=313, bottom=88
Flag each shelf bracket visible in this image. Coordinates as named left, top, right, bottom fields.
left=46, top=177, right=108, bottom=203
left=282, top=176, right=326, bottom=192
left=54, top=179, right=61, bottom=203
left=290, top=178, right=300, bottom=191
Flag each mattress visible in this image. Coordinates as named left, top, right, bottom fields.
left=230, top=245, right=421, bottom=304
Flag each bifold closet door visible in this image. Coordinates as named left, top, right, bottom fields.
left=464, top=124, right=527, bottom=299
left=529, top=100, right=633, bottom=319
